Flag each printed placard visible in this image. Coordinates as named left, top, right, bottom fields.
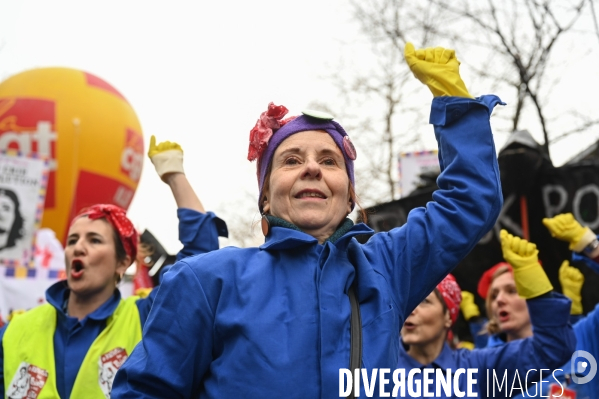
left=6, top=361, right=48, bottom=399
left=98, top=347, right=128, bottom=398
left=0, top=152, right=49, bottom=267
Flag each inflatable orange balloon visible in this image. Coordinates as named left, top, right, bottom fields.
left=0, top=68, right=143, bottom=241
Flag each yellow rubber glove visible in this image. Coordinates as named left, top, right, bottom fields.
left=134, top=287, right=153, bottom=299
left=543, top=213, right=596, bottom=252
left=404, top=42, right=473, bottom=98
left=459, top=291, right=480, bottom=321
left=559, top=260, right=584, bottom=315
left=148, top=135, right=185, bottom=182
left=500, top=229, right=553, bottom=299
left=7, top=309, right=26, bottom=322
left=457, top=341, right=475, bottom=351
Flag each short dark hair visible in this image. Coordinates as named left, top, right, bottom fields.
left=433, top=288, right=449, bottom=316
left=110, top=224, right=128, bottom=284
left=0, top=188, right=25, bottom=248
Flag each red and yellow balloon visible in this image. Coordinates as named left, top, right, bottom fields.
left=0, top=68, right=143, bottom=241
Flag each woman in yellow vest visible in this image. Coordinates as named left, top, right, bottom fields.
left=0, top=137, right=227, bottom=399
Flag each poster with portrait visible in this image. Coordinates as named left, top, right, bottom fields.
left=0, top=152, right=48, bottom=267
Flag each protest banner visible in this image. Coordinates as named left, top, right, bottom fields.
left=0, top=152, right=48, bottom=267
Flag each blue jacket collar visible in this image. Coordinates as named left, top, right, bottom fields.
left=46, top=280, right=122, bottom=321
left=259, top=216, right=374, bottom=251
left=399, top=340, right=454, bottom=370
left=432, top=342, right=455, bottom=370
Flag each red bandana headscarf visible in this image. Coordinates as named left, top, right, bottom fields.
left=72, top=204, right=138, bottom=263
left=436, top=274, right=462, bottom=325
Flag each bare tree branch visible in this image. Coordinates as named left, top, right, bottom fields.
left=590, top=0, right=599, bottom=44
left=432, top=0, right=588, bottom=160
left=550, top=114, right=599, bottom=142
left=326, top=0, right=441, bottom=203
left=333, top=0, right=593, bottom=204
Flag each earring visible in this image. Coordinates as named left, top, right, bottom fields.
left=261, top=214, right=270, bottom=236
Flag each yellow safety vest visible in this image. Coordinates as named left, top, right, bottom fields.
left=3, top=296, right=142, bottom=399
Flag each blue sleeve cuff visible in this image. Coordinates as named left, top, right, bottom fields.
left=569, top=314, right=583, bottom=325
left=572, top=244, right=599, bottom=274
left=176, top=209, right=228, bottom=261
left=429, top=95, right=505, bottom=127
left=527, top=292, right=571, bottom=327
left=469, top=318, right=489, bottom=349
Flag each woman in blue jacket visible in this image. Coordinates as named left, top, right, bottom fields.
left=112, top=42, right=504, bottom=399
left=398, top=230, right=575, bottom=398
left=0, top=137, right=227, bottom=399
left=517, top=213, right=599, bottom=398
left=469, top=214, right=599, bottom=398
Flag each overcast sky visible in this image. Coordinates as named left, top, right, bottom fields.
left=1, top=0, right=598, bottom=252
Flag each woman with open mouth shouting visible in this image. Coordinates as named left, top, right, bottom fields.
left=396, top=230, right=575, bottom=398
left=476, top=214, right=599, bottom=398
left=0, top=137, right=227, bottom=399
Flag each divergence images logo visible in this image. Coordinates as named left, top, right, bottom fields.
left=571, top=350, right=597, bottom=384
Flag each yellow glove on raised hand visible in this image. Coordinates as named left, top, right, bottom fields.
left=459, top=291, right=480, bottom=321
left=542, top=213, right=596, bottom=252
left=500, top=229, right=553, bottom=299
left=559, top=260, right=584, bottom=315
left=148, top=135, right=185, bottom=182
left=404, top=42, right=473, bottom=98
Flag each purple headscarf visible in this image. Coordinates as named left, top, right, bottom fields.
left=247, top=103, right=356, bottom=212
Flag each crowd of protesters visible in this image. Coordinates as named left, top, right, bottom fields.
left=0, top=135, right=228, bottom=398
left=0, top=42, right=597, bottom=399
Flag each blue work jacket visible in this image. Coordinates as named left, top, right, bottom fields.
left=487, top=249, right=599, bottom=399
left=506, top=302, right=599, bottom=399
